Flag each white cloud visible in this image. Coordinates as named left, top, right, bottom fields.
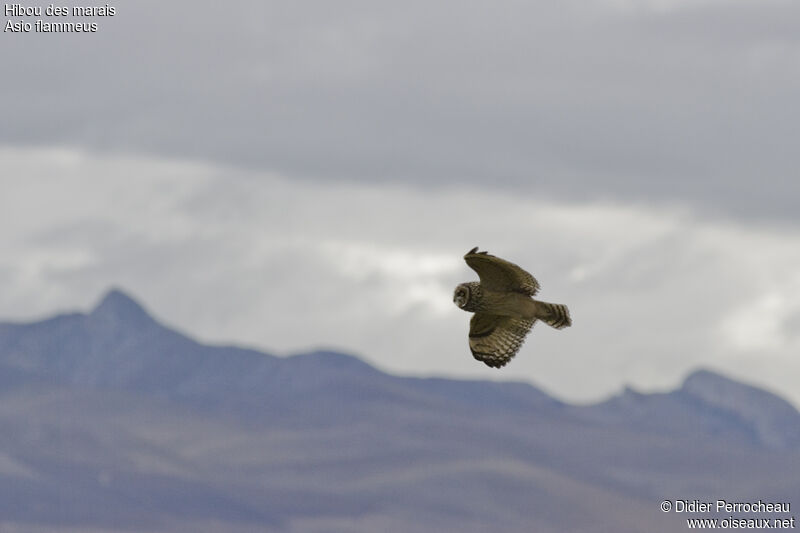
left=2, top=146, right=800, bottom=408
left=318, top=241, right=460, bottom=315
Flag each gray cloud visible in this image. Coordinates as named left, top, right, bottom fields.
left=2, top=0, right=799, bottom=219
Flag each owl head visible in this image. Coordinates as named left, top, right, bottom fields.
left=453, top=282, right=481, bottom=312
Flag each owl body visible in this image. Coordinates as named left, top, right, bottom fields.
left=453, top=247, right=572, bottom=368
left=455, top=282, right=537, bottom=319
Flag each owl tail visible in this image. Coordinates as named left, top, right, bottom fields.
left=537, top=302, right=572, bottom=329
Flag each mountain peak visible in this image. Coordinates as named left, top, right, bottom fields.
left=681, top=368, right=800, bottom=449
left=90, top=288, right=156, bottom=328
left=681, top=368, right=782, bottom=403
left=682, top=368, right=732, bottom=389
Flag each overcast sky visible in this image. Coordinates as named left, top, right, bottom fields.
left=2, top=0, right=799, bottom=406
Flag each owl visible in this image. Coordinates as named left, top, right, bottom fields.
left=453, top=247, right=571, bottom=368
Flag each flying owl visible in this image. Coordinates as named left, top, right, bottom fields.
left=453, top=247, right=571, bottom=368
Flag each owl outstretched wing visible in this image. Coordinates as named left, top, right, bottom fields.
left=464, top=247, right=540, bottom=296
left=469, top=313, right=536, bottom=368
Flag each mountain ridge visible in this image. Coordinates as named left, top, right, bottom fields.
left=1, top=288, right=797, bottom=449
left=0, top=288, right=799, bottom=532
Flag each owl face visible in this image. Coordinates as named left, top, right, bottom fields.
left=453, top=282, right=481, bottom=312
left=453, top=284, right=470, bottom=308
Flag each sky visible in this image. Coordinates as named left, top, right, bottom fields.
left=2, top=0, right=799, bottom=406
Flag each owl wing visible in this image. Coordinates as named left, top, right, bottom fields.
left=464, top=247, right=540, bottom=296
left=469, top=313, right=536, bottom=368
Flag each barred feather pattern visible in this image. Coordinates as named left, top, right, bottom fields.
left=539, top=302, right=571, bottom=329
left=468, top=315, right=536, bottom=368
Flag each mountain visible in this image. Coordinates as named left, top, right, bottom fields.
left=0, top=289, right=798, bottom=533
left=576, top=369, right=800, bottom=451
